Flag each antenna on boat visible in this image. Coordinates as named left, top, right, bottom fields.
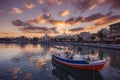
left=87, top=56, right=91, bottom=62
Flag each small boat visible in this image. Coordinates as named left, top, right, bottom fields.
left=52, top=60, right=103, bottom=80
left=52, top=52, right=107, bottom=71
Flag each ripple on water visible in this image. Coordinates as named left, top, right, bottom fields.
left=101, top=67, right=120, bottom=80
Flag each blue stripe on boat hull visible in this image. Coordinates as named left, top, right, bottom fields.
left=52, top=54, right=89, bottom=64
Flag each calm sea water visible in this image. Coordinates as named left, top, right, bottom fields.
left=0, top=44, right=120, bottom=80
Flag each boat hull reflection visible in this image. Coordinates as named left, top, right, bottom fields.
left=52, top=60, right=103, bottom=80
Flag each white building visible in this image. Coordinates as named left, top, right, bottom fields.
left=42, top=34, right=50, bottom=41
left=80, top=32, right=91, bottom=41
left=109, top=22, right=120, bottom=38
left=101, top=28, right=109, bottom=38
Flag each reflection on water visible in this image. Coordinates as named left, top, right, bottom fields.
left=52, top=60, right=103, bottom=80
left=0, top=44, right=120, bottom=80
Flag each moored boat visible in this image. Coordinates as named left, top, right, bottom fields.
left=52, top=60, right=104, bottom=80
left=52, top=52, right=107, bottom=71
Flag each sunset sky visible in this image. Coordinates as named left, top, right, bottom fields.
left=0, top=0, right=120, bottom=38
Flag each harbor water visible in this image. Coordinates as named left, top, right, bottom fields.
left=0, top=44, right=120, bottom=80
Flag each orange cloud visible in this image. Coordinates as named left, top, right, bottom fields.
left=12, top=11, right=120, bottom=36
left=25, top=3, right=34, bottom=9
left=98, top=0, right=105, bottom=3
left=28, top=15, right=48, bottom=25
left=37, top=16, right=47, bottom=24
left=11, top=7, right=23, bottom=14
left=0, top=32, right=22, bottom=38
left=38, top=0, right=62, bottom=5
left=49, top=20, right=72, bottom=28
left=82, top=16, right=87, bottom=21
left=94, top=15, right=120, bottom=26
left=0, top=31, right=49, bottom=38
left=49, top=0, right=59, bottom=4
left=27, top=14, right=73, bottom=28
left=20, top=26, right=58, bottom=34
left=25, top=0, right=35, bottom=9
left=89, top=4, right=97, bottom=10
left=38, top=0, right=45, bottom=4
left=28, top=19, right=36, bottom=25
left=84, top=26, right=96, bottom=31
left=60, top=10, right=70, bottom=17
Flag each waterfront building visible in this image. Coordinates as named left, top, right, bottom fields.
left=80, top=32, right=91, bottom=41
left=109, top=22, right=120, bottom=39
left=91, top=33, right=100, bottom=43
left=101, top=28, right=109, bottom=38
left=42, top=34, right=51, bottom=41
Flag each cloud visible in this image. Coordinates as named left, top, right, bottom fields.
left=0, top=32, right=21, bottom=38
left=84, top=26, right=96, bottom=31
left=28, top=19, right=37, bottom=25
left=42, top=14, right=51, bottom=19
left=28, top=17, right=46, bottom=25
left=0, top=10, right=3, bottom=13
left=27, top=14, right=72, bottom=28
left=12, top=14, right=52, bottom=26
left=36, top=0, right=119, bottom=14
left=72, top=0, right=120, bottom=12
left=12, top=20, right=26, bottom=27
left=81, top=12, right=112, bottom=22
left=38, top=0, right=62, bottom=5
left=11, top=7, right=23, bottom=14
left=66, top=13, right=105, bottom=25
left=12, top=11, right=119, bottom=35
left=105, top=0, right=120, bottom=9
left=48, top=0, right=59, bottom=4
left=85, top=13, right=105, bottom=22
left=24, top=0, right=35, bottom=9
left=0, top=32, right=16, bottom=35
left=28, top=14, right=51, bottom=25
left=38, top=0, right=44, bottom=4
left=73, top=0, right=98, bottom=12
left=25, top=3, right=34, bottom=9
left=48, top=19, right=72, bottom=28
left=94, top=15, right=120, bottom=26
left=20, top=26, right=58, bottom=34
left=26, top=12, right=118, bottom=29
left=65, top=17, right=81, bottom=25
left=89, top=4, right=97, bottom=10
left=29, top=12, right=119, bottom=28
left=65, top=12, right=114, bottom=25
left=38, top=0, right=63, bottom=13
left=68, top=26, right=97, bottom=32
left=35, top=15, right=47, bottom=23
left=10, top=0, right=35, bottom=14
left=82, top=12, right=119, bottom=26
left=69, top=27, right=84, bottom=32
left=59, top=10, right=70, bottom=17
left=12, top=18, right=58, bottom=34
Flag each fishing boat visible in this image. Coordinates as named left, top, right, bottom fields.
left=52, top=60, right=103, bottom=80
left=52, top=52, right=107, bottom=71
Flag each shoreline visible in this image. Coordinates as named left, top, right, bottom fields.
left=51, top=42, right=120, bottom=50
left=0, top=42, right=120, bottom=50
